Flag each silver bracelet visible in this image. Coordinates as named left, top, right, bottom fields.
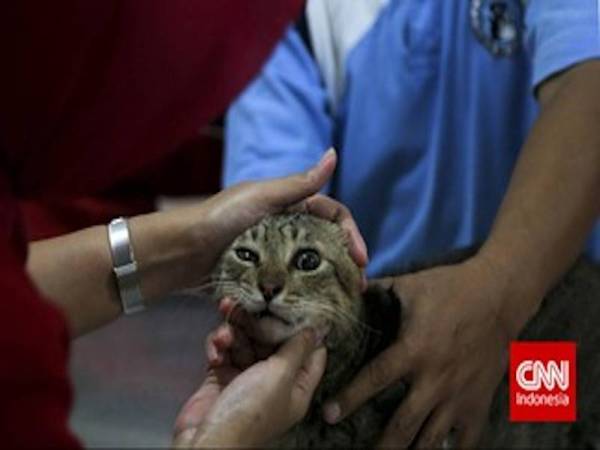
left=107, top=217, right=145, bottom=315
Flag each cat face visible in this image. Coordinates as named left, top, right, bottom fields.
left=215, top=214, right=362, bottom=344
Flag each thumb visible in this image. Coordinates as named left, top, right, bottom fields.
left=293, top=346, right=327, bottom=399
left=272, top=328, right=320, bottom=375
left=263, top=148, right=336, bottom=211
left=277, top=331, right=328, bottom=422
left=290, top=346, right=327, bottom=422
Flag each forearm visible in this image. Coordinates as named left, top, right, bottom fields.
left=27, top=205, right=214, bottom=337
left=479, top=61, right=600, bottom=334
left=25, top=152, right=366, bottom=338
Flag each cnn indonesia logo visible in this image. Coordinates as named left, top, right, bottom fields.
left=510, top=342, right=576, bottom=422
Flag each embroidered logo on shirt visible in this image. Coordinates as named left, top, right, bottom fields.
left=470, top=0, right=524, bottom=57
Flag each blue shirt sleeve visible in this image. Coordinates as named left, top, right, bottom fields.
left=223, top=26, right=333, bottom=188
left=526, top=0, right=600, bottom=90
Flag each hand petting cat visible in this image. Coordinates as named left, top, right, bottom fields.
left=173, top=328, right=327, bottom=448
left=193, top=147, right=368, bottom=282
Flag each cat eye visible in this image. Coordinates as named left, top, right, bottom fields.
left=234, top=247, right=259, bottom=264
left=293, top=249, right=321, bottom=271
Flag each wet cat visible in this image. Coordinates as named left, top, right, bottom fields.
left=213, top=213, right=600, bottom=449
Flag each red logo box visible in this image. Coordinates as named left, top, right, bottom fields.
left=510, top=341, right=576, bottom=422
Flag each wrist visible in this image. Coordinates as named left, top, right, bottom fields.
left=469, top=246, right=546, bottom=339
left=126, top=205, right=213, bottom=302
left=478, top=240, right=547, bottom=296
left=193, top=419, right=257, bottom=448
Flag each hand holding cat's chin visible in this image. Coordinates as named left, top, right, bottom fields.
left=176, top=330, right=327, bottom=448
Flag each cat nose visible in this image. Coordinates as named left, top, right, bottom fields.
left=259, top=282, right=283, bottom=303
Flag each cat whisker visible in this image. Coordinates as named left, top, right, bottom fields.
left=177, top=277, right=242, bottom=298
left=287, top=300, right=374, bottom=339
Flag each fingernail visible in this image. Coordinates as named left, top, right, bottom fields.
left=315, top=148, right=335, bottom=169
left=314, top=325, right=331, bottom=347
left=323, top=402, right=341, bottom=424
left=208, top=347, right=216, bottom=362
left=354, top=230, right=368, bottom=260
left=304, top=328, right=317, bottom=344
left=176, top=427, right=197, bottom=444
left=308, top=148, right=336, bottom=182
left=315, top=334, right=324, bottom=347
left=322, top=147, right=336, bottom=162
left=315, top=330, right=326, bottom=347
left=361, top=272, right=368, bottom=292
left=219, top=297, right=233, bottom=315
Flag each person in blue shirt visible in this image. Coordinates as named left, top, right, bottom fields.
left=224, top=0, right=600, bottom=447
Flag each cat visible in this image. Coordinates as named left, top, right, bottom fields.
left=213, top=213, right=600, bottom=449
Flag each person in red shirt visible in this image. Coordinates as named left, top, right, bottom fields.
left=0, top=1, right=368, bottom=448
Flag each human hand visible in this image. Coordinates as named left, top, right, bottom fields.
left=173, top=328, right=327, bottom=448
left=195, top=148, right=368, bottom=276
left=204, top=297, right=278, bottom=369
left=321, top=256, right=539, bottom=449
left=128, top=148, right=367, bottom=302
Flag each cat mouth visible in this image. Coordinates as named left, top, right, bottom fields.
left=253, top=309, right=292, bottom=326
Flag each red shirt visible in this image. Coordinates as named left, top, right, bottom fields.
left=0, top=1, right=302, bottom=447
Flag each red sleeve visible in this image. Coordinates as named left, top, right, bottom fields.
left=0, top=259, right=81, bottom=449
left=0, top=178, right=80, bottom=448
left=0, top=1, right=303, bottom=448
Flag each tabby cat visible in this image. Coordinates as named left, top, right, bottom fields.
left=213, top=213, right=600, bottom=449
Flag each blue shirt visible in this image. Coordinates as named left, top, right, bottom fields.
left=225, top=0, right=600, bottom=276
